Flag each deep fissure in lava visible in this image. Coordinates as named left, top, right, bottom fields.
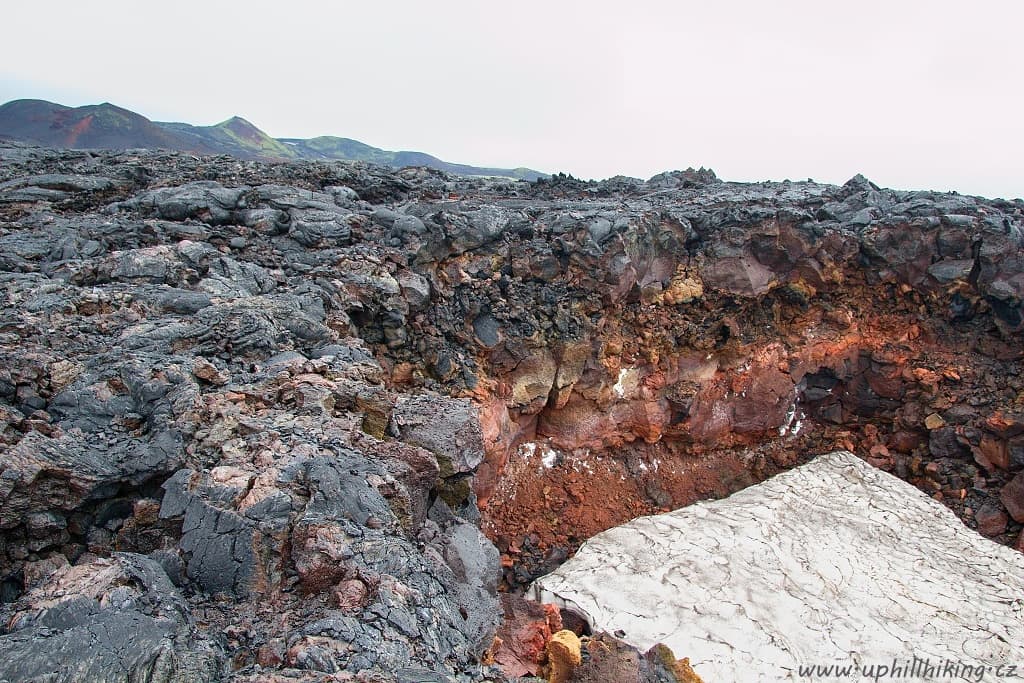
left=2, top=150, right=1022, bottom=681
left=456, top=287, right=1023, bottom=591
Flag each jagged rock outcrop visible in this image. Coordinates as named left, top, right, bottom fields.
left=489, top=594, right=563, bottom=678
left=0, top=140, right=1022, bottom=680
left=0, top=144, right=506, bottom=681
left=0, top=553, right=220, bottom=683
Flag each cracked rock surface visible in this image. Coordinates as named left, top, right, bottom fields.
left=0, top=144, right=504, bottom=681
left=532, top=451, right=1024, bottom=682
left=0, top=141, right=1023, bottom=680
left=0, top=552, right=220, bottom=683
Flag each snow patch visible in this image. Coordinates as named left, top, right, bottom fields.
left=613, top=368, right=628, bottom=397
left=613, top=367, right=642, bottom=399
left=778, top=397, right=804, bottom=437
left=531, top=451, right=1024, bottom=681
left=518, top=440, right=562, bottom=469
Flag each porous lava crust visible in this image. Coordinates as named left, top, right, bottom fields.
left=388, top=169, right=1024, bottom=588
left=0, top=142, right=1022, bottom=681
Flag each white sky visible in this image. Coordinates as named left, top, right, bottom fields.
left=3, top=1, right=1022, bottom=198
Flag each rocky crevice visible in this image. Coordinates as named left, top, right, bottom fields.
left=0, top=144, right=1021, bottom=681
left=368, top=171, right=1024, bottom=588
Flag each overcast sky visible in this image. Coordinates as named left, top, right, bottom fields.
left=3, top=1, right=1022, bottom=198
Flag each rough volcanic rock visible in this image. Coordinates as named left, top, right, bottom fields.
left=975, top=502, right=1009, bottom=537
left=531, top=451, right=1024, bottom=681
left=543, top=629, right=581, bottom=683
left=0, top=144, right=516, bottom=680
left=0, top=553, right=220, bottom=682
left=394, top=393, right=486, bottom=476
left=0, top=353, right=194, bottom=532
left=490, top=594, right=562, bottom=677
left=1, top=141, right=1023, bottom=680
left=0, top=173, right=130, bottom=203
left=1001, top=472, right=1024, bottom=523
left=568, top=633, right=705, bottom=683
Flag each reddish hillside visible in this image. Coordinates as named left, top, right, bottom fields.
left=0, top=99, right=210, bottom=153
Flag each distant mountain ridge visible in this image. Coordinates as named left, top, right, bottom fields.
left=0, top=99, right=545, bottom=181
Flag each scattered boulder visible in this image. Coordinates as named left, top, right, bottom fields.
left=1000, top=472, right=1024, bottom=523
left=976, top=503, right=1009, bottom=537
left=543, top=630, right=581, bottom=683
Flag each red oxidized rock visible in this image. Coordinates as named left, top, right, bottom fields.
left=291, top=523, right=352, bottom=593
left=975, top=503, right=1009, bottom=537
left=972, top=436, right=1011, bottom=471
left=490, top=593, right=563, bottom=678
left=1000, top=473, right=1024, bottom=523
left=333, top=578, right=368, bottom=613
